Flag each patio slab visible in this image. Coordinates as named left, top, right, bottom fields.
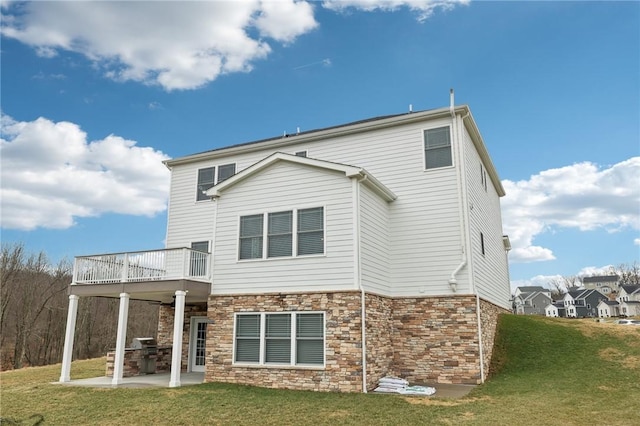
left=56, top=372, right=205, bottom=388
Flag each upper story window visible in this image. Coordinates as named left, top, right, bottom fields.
left=424, top=126, right=452, bottom=169
left=239, top=207, right=324, bottom=260
left=480, top=164, right=488, bottom=191
left=196, top=163, right=236, bottom=201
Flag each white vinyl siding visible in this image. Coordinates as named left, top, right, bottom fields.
left=359, top=183, right=390, bottom=294
left=166, top=112, right=507, bottom=300
left=213, top=162, right=353, bottom=295
left=233, top=312, right=324, bottom=367
left=462, top=121, right=511, bottom=309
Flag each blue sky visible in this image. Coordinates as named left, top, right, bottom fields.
left=1, top=1, right=638, bottom=289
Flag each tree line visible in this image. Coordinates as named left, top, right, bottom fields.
left=1, top=243, right=158, bottom=371
left=548, top=262, right=640, bottom=299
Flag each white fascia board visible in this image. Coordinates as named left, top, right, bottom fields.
left=358, top=168, right=397, bottom=202
left=461, top=110, right=506, bottom=197
left=207, top=152, right=361, bottom=198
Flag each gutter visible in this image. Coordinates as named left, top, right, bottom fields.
left=449, top=90, right=485, bottom=383
left=448, top=89, right=466, bottom=293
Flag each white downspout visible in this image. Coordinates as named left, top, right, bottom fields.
left=352, top=175, right=367, bottom=393
left=448, top=89, right=466, bottom=292
left=449, top=91, right=485, bottom=383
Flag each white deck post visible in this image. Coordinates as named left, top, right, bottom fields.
left=112, top=292, right=130, bottom=385
left=169, top=290, right=187, bottom=388
left=59, top=294, right=79, bottom=383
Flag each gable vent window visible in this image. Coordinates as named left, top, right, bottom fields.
left=295, top=151, right=307, bottom=157
left=196, top=163, right=236, bottom=201
left=480, top=232, right=485, bottom=256
left=424, top=126, right=452, bottom=170
left=239, top=207, right=324, bottom=260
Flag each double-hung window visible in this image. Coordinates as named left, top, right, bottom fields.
left=196, top=163, right=236, bottom=201
left=239, top=207, right=324, bottom=260
left=234, top=312, right=324, bottom=366
left=424, top=126, right=452, bottom=169
left=268, top=211, right=293, bottom=257
left=239, top=215, right=264, bottom=260
left=297, top=207, right=324, bottom=256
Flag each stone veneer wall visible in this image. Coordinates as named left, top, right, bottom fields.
left=206, top=292, right=365, bottom=392
left=478, top=298, right=508, bottom=380
left=157, top=303, right=207, bottom=371
left=106, top=347, right=172, bottom=377
left=364, top=293, right=394, bottom=389
left=392, top=295, right=481, bottom=385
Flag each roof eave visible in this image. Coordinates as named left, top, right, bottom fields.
left=165, top=106, right=461, bottom=168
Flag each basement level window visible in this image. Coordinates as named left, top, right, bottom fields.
left=234, top=312, right=325, bottom=367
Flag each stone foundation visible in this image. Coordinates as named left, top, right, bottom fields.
left=105, top=347, right=171, bottom=377
left=157, top=303, right=207, bottom=371
left=479, top=298, right=508, bottom=380
left=151, top=292, right=505, bottom=392
left=206, top=292, right=364, bottom=392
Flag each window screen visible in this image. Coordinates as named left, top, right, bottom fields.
left=424, top=127, right=452, bottom=169
left=268, top=211, right=293, bottom=257
left=239, top=215, right=264, bottom=259
left=196, top=167, right=215, bottom=201
left=297, top=207, right=324, bottom=255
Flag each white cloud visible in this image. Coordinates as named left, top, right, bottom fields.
left=0, top=1, right=467, bottom=91
left=634, top=238, right=640, bottom=246
left=1, top=1, right=318, bottom=91
left=0, top=114, right=170, bottom=230
left=322, top=0, right=468, bottom=22
left=502, top=158, right=640, bottom=263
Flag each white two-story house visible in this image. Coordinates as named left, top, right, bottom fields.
left=60, top=97, right=512, bottom=392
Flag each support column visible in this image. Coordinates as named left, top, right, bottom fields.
left=169, top=290, right=186, bottom=388
left=111, top=292, right=130, bottom=386
left=59, top=294, right=79, bottom=383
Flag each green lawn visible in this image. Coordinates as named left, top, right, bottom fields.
left=2, top=315, right=639, bottom=425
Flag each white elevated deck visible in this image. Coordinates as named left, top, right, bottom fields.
left=70, top=248, right=211, bottom=304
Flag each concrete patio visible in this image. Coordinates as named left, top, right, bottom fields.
left=55, top=372, right=205, bottom=388
left=55, top=372, right=475, bottom=398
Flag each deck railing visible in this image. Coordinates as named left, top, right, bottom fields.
left=72, top=248, right=210, bottom=284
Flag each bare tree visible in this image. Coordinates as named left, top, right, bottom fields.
left=548, top=275, right=583, bottom=299
left=1, top=243, right=159, bottom=370
left=612, top=262, right=640, bottom=286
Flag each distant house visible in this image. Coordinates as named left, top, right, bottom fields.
left=513, top=287, right=552, bottom=315
left=583, top=275, right=619, bottom=295
left=617, top=285, right=640, bottom=303
left=597, top=300, right=620, bottom=318
left=563, top=289, right=608, bottom=318
left=545, top=302, right=566, bottom=318
left=619, top=301, right=640, bottom=317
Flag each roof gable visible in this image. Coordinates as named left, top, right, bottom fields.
left=206, top=152, right=397, bottom=202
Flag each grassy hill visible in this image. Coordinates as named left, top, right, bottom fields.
left=1, top=315, right=639, bottom=425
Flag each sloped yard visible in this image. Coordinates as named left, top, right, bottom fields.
left=1, top=315, right=639, bottom=425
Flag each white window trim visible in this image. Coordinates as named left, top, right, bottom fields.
left=237, top=205, right=326, bottom=262
left=195, top=162, right=237, bottom=203
left=422, top=124, right=454, bottom=171
left=232, top=311, right=326, bottom=369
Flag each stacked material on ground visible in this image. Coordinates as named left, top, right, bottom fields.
left=373, top=376, right=436, bottom=396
